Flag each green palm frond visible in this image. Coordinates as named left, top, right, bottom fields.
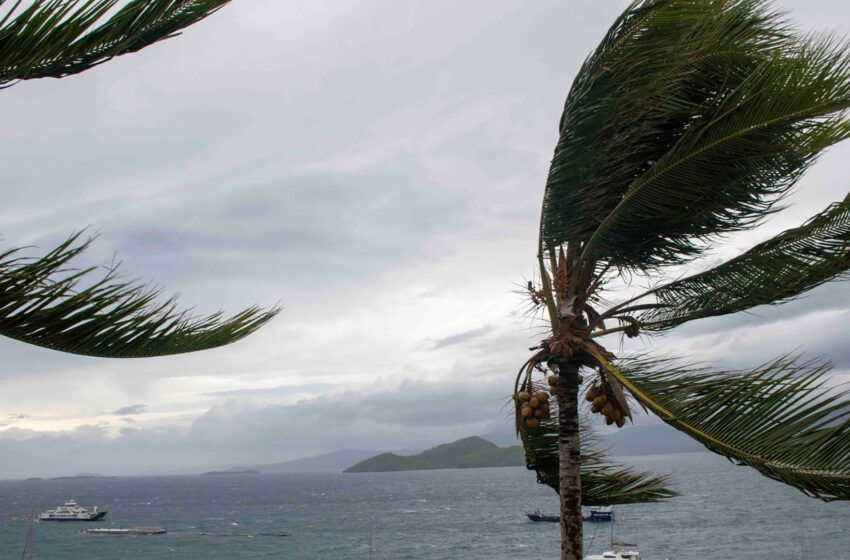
left=0, top=232, right=279, bottom=357
left=520, top=419, right=676, bottom=505
left=593, top=351, right=850, bottom=501
left=0, top=0, right=231, bottom=87
left=541, top=0, right=850, bottom=269
left=637, top=194, right=850, bottom=331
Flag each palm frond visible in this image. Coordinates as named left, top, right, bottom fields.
left=520, top=418, right=677, bottom=505
left=592, top=350, right=850, bottom=501
left=0, top=0, right=231, bottom=87
left=541, top=0, right=793, bottom=255
left=540, top=0, right=850, bottom=269
left=637, top=194, right=850, bottom=331
left=0, top=232, right=279, bottom=357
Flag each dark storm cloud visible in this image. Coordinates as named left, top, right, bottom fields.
left=112, top=404, right=147, bottom=416
left=0, top=378, right=516, bottom=478
left=16, top=155, right=466, bottom=298
left=187, top=378, right=512, bottom=450
left=624, top=281, right=850, bottom=371
left=669, top=281, right=850, bottom=339
left=432, top=325, right=495, bottom=349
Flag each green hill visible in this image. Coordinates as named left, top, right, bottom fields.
left=344, top=436, right=524, bottom=473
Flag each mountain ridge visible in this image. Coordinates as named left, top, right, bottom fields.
left=344, top=436, right=525, bottom=473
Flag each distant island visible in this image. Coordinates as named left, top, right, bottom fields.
left=52, top=473, right=112, bottom=480
left=202, top=469, right=261, bottom=476
left=233, top=449, right=395, bottom=474
left=344, top=436, right=524, bottom=473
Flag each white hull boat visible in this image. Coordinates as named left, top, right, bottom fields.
left=585, top=550, right=640, bottom=560
left=38, top=500, right=107, bottom=521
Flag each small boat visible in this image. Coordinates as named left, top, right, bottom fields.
left=84, top=527, right=166, bottom=535
left=38, top=500, right=107, bottom=521
left=526, top=505, right=616, bottom=523
left=525, top=510, right=559, bottom=522
left=584, top=507, right=640, bottom=560
left=585, top=542, right=640, bottom=559
left=585, top=506, right=615, bottom=522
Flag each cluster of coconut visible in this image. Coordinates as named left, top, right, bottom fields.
left=586, top=383, right=627, bottom=428
left=517, top=389, right=552, bottom=429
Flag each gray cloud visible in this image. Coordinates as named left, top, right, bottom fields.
left=667, top=281, right=850, bottom=340
left=112, top=404, right=148, bottom=416
left=201, top=384, right=336, bottom=399
left=0, top=378, right=516, bottom=479
left=0, top=0, right=848, bottom=477
left=432, top=325, right=496, bottom=349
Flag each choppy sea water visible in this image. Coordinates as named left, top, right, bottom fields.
left=0, top=452, right=848, bottom=559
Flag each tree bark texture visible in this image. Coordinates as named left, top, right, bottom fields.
left=557, top=359, right=582, bottom=560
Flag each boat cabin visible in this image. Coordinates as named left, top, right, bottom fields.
left=586, top=505, right=615, bottom=522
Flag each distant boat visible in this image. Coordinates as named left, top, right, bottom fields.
left=586, top=506, right=615, bottom=522
left=525, top=510, right=559, bottom=522
left=38, top=500, right=107, bottom=521
left=83, top=527, right=166, bottom=535
left=525, top=506, right=615, bottom=523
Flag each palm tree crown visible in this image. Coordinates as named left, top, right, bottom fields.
left=515, top=0, right=850, bottom=557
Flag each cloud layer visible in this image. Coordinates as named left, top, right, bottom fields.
left=0, top=0, right=848, bottom=478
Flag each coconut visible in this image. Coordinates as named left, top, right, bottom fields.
left=525, top=417, right=540, bottom=429
left=610, top=407, right=622, bottom=423
left=548, top=375, right=559, bottom=386
left=605, top=416, right=614, bottom=426
left=535, top=390, right=549, bottom=401
left=601, top=402, right=614, bottom=417
left=615, top=416, right=626, bottom=428
left=521, top=405, right=533, bottom=418
left=592, top=395, right=607, bottom=409
left=585, top=387, right=596, bottom=402
left=517, top=391, right=531, bottom=402
left=534, top=409, right=544, bottom=419
left=529, top=397, right=540, bottom=408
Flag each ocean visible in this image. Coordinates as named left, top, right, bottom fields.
left=0, top=452, right=848, bottom=559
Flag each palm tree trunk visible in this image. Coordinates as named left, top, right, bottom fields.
left=557, top=359, right=582, bottom=560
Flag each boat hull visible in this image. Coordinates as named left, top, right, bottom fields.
left=84, top=527, right=165, bottom=535
left=40, top=511, right=107, bottom=521
left=526, top=512, right=559, bottom=523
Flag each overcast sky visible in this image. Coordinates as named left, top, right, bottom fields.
left=0, top=0, right=848, bottom=478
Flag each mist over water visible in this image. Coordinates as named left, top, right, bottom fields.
left=1, top=452, right=847, bottom=559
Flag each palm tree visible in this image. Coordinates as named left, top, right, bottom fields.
left=0, top=1, right=277, bottom=358
left=513, top=1, right=850, bottom=558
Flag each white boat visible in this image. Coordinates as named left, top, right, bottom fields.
left=585, top=543, right=640, bottom=560
left=585, top=506, right=638, bottom=559
left=38, top=500, right=107, bottom=521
